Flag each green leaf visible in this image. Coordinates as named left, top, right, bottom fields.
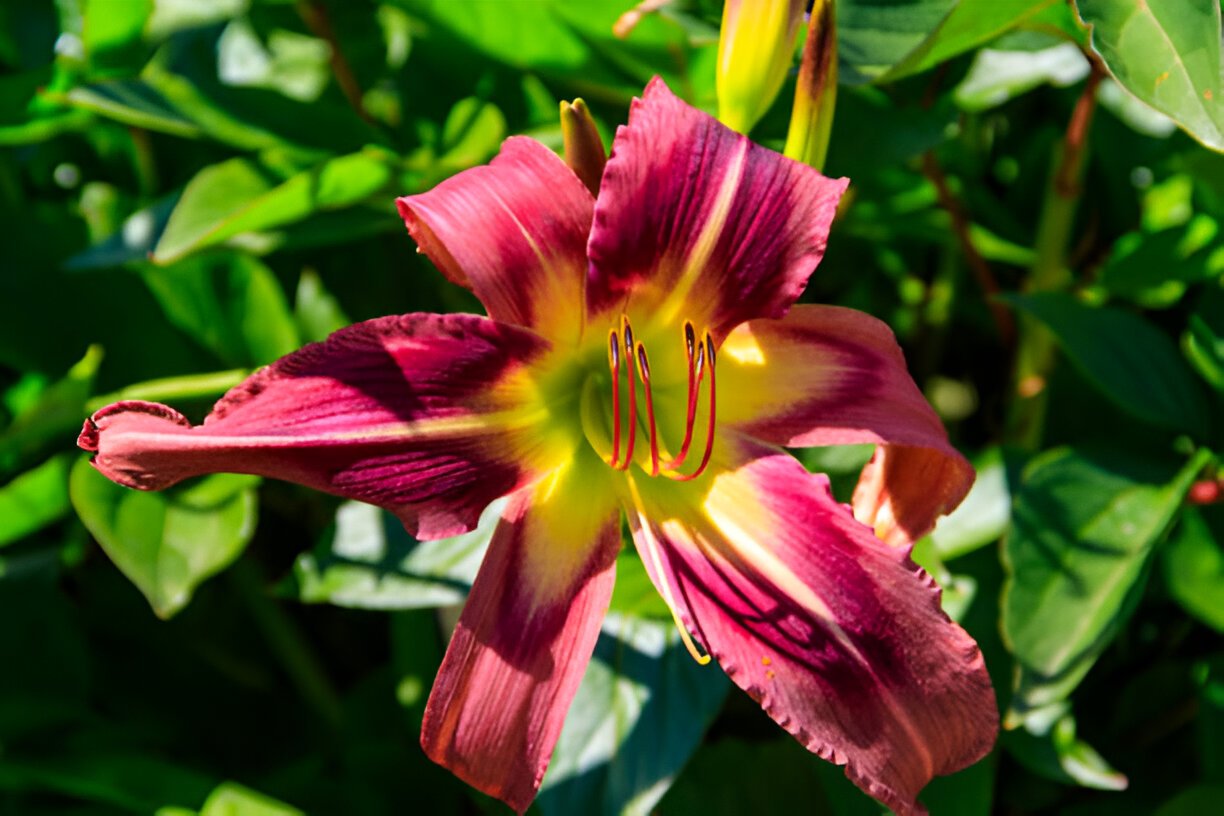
left=608, top=545, right=673, bottom=621
left=839, top=0, right=956, bottom=84
left=0, top=753, right=215, bottom=813
left=882, top=0, right=1061, bottom=83
left=931, top=447, right=1011, bottom=560
left=293, top=270, right=350, bottom=344
left=1095, top=217, right=1224, bottom=309
left=1002, top=447, right=1207, bottom=724
left=954, top=42, right=1090, bottom=111
left=1076, top=0, right=1224, bottom=152
left=1005, top=292, right=1212, bottom=438
left=82, top=0, right=149, bottom=68
left=64, top=80, right=202, bottom=138
left=197, top=782, right=303, bottom=816
left=0, top=454, right=70, bottom=548
left=69, top=457, right=259, bottom=618
left=1184, top=287, right=1224, bottom=393
left=0, top=345, right=102, bottom=473
left=536, top=612, right=730, bottom=816
left=291, top=500, right=499, bottom=610
left=1002, top=711, right=1129, bottom=790
left=153, top=150, right=395, bottom=263
left=140, top=253, right=300, bottom=367
left=1162, top=505, right=1224, bottom=632
left=401, top=0, right=705, bottom=100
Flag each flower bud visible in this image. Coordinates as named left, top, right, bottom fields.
left=716, top=0, right=805, bottom=135
left=784, top=0, right=837, bottom=171
left=560, top=98, right=606, bottom=195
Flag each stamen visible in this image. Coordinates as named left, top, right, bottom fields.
left=672, top=332, right=716, bottom=482
left=664, top=322, right=701, bottom=471
left=608, top=330, right=621, bottom=467
left=617, top=315, right=637, bottom=471
left=636, top=342, right=660, bottom=476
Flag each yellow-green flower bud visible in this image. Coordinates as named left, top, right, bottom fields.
left=560, top=98, right=606, bottom=196
left=716, top=0, right=805, bottom=135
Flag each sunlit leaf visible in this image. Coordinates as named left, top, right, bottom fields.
left=1002, top=447, right=1206, bottom=724
left=1162, top=505, right=1224, bottom=633
left=69, top=457, right=259, bottom=618
left=153, top=150, right=395, bottom=263
left=954, top=42, right=1089, bottom=111
left=140, top=253, right=300, bottom=367
left=882, top=0, right=1061, bottom=83
left=1076, top=0, right=1224, bottom=152
left=291, top=500, right=499, bottom=610
left=0, top=345, right=102, bottom=473
left=931, top=446, right=1011, bottom=560
left=64, top=79, right=201, bottom=137
left=0, top=454, right=70, bottom=547
left=197, top=782, right=303, bottom=816
left=536, top=612, right=730, bottom=816
left=1003, top=711, right=1128, bottom=791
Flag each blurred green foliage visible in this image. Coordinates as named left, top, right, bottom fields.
left=2, top=0, right=1223, bottom=813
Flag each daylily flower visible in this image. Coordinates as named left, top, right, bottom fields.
left=79, top=79, right=997, bottom=815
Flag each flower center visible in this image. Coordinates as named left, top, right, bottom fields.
left=601, top=314, right=717, bottom=480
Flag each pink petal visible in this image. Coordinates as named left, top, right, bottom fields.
left=623, top=436, right=997, bottom=815
left=586, top=77, right=847, bottom=338
left=397, top=137, right=595, bottom=344
left=719, top=305, right=973, bottom=545
left=79, top=313, right=557, bottom=540
left=422, top=462, right=621, bottom=813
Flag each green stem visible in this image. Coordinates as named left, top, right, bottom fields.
left=229, top=558, right=344, bottom=733
left=1006, top=61, right=1105, bottom=450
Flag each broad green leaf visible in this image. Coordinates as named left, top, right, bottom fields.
left=401, top=0, right=707, bottom=100
left=81, top=0, right=150, bottom=70
left=0, top=454, right=70, bottom=547
left=1162, top=505, right=1224, bottom=632
left=608, top=545, right=672, bottom=621
left=0, top=345, right=102, bottom=472
left=69, top=457, right=259, bottom=618
left=1002, top=711, right=1129, bottom=790
left=882, top=0, right=1060, bottom=83
left=65, top=192, right=178, bottom=271
left=1095, top=217, right=1224, bottom=308
left=142, top=27, right=385, bottom=159
left=536, top=612, right=730, bottom=816
left=291, top=500, right=499, bottom=609
left=1184, top=287, right=1224, bottom=392
left=1005, top=292, right=1212, bottom=438
left=438, top=97, right=507, bottom=169
left=0, top=752, right=215, bottom=813
left=931, top=447, right=1011, bottom=560
left=153, top=150, right=394, bottom=263
left=1076, top=0, right=1224, bottom=152
left=141, top=253, right=300, bottom=367
left=293, top=270, right=349, bottom=343
left=838, top=0, right=956, bottom=84
left=64, top=80, right=201, bottom=138
left=197, top=782, right=303, bottom=816
left=1002, top=447, right=1206, bottom=723
left=954, top=42, right=1090, bottom=111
